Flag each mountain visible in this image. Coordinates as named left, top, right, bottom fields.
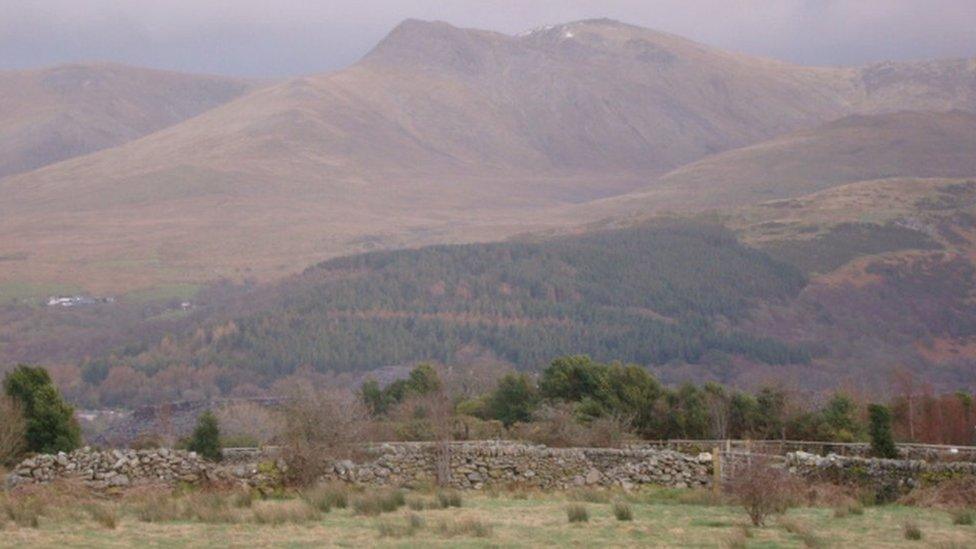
left=2, top=19, right=976, bottom=297
left=0, top=63, right=254, bottom=179
left=578, top=111, right=976, bottom=216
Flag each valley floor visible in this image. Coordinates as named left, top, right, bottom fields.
left=2, top=488, right=974, bottom=548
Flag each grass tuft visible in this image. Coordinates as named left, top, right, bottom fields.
left=85, top=503, right=118, bottom=529
left=301, top=483, right=349, bottom=513
left=436, top=490, right=463, bottom=509
left=436, top=517, right=493, bottom=538
left=566, top=504, right=589, bottom=523
left=251, top=501, right=321, bottom=526
left=1, top=496, right=44, bottom=528
left=612, top=500, right=633, bottom=521
left=352, top=489, right=406, bottom=516
left=903, top=521, right=923, bottom=541
left=950, top=508, right=974, bottom=525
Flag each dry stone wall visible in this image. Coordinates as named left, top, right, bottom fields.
left=5, top=442, right=712, bottom=491
left=786, top=451, right=976, bottom=494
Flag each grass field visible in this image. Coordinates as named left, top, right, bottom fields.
left=2, top=485, right=974, bottom=548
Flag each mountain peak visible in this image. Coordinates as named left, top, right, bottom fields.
left=363, top=19, right=506, bottom=72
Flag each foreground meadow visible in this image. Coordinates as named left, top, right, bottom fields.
left=1, top=483, right=974, bottom=548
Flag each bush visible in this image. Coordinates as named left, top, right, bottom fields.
left=187, top=411, right=222, bottom=461
left=726, top=458, right=800, bottom=526
left=612, top=501, right=633, bottom=521
left=0, top=396, right=26, bottom=466
left=279, top=388, right=368, bottom=486
left=566, top=504, right=589, bottom=523
left=903, top=521, right=922, bottom=540
left=3, top=365, right=81, bottom=454
left=1, top=495, right=44, bottom=528
left=868, top=404, right=898, bottom=459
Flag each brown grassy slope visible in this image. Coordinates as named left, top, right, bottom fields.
left=0, top=19, right=858, bottom=292
left=0, top=63, right=255, bottom=179
left=2, top=20, right=976, bottom=294
left=579, top=111, right=976, bottom=218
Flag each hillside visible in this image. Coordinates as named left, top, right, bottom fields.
left=579, top=111, right=976, bottom=216
left=76, top=220, right=812, bottom=405
left=24, top=176, right=966, bottom=406
left=4, top=19, right=974, bottom=294
left=0, top=63, right=254, bottom=179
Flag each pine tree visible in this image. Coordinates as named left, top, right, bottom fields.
left=3, top=365, right=81, bottom=454
left=868, top=404, right=898, bottom=459
left=188, top=410, right=222, bottom=461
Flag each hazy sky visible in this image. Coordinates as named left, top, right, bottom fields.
left=3, top=0, right=976, bottom=77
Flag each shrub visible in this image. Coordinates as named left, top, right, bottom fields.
left=868, top=404, right=898, bottom=459
left=726, top=458, right=801, bottom=526
left=407, top=496, right=431, bottom=511
left=950, top=508, right=974, bottom=525
left=903, top=521, right=922, bottom=540
left=85, top=503, right=118, bottom=529
left=436, top=490, right=462, bottom=508
left=187, top=411, right=222, bottom=462
left=0, top=396, right=26, bottom=466
left=566, top=504, right=589, bottom=523
left=352, top=490, right=405, bottom=516
left=3, top=365, right=81, bottom=454
left=279, top=388, right=368, bottom=486
left=612, top=501, right=633, bottom=521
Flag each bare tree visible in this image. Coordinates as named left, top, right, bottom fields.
left=279, top=387, right=369, bottom=486
left=0, top=396, right=27, bottom=466
left=216, top=400, right=281, bottom=446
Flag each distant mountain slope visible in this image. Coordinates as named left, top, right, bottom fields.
left=581, top=111, right=976, bottom=216
left=2, top=19, right=976, bottom=294
left=5, top=179, right=974, bottom=405
left=0, top=63, right=254, bottom=178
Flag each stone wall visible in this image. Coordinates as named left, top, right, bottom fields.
left=785, top=451, right=976, bottom=495
left=5, top=442, right=712, bottom=491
